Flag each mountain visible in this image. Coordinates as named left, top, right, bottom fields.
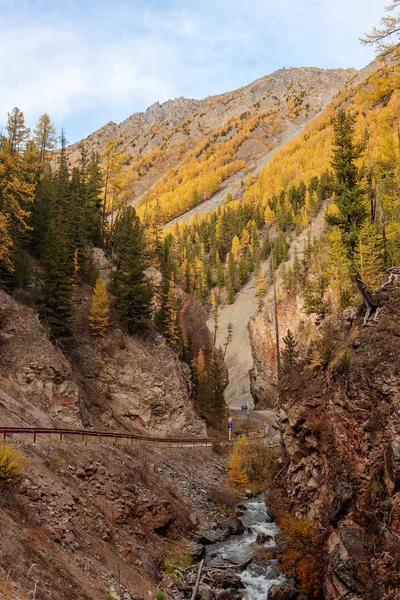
left=68, top=66, right=356, bottom=224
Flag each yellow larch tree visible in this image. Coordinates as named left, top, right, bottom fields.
left=89, top=276, right=110, bottom=337
left=227, top=436, right=250, bottom=490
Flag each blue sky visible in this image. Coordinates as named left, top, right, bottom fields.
left=0, top=0, right=388, bottom=143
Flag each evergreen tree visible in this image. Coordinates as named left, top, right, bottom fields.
left=223, top=322, right=233, bottom=359
left=162, top=275, right=180, bottom=348
left=111, top=207, right=153, bottom=333
left=303, top=274, right=329, bottom=318
left=85, top=151, right=104, bottom=247
left=192, top=349, right=210, bottom=416
left=325, top=109, right=367, bottom=258
left=209, top=349, right=226, bottom=423
left=227, top=281, right=235, bottom=305
left=216, top=250, right=225, bottom=287
left=282, top=329, right=299, bottom=367
left=89, top=276, right=110, bottom=337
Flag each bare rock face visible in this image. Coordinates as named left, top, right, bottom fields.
left=265, top=284, right=400, bottom=598
left=0, top=290, right=82, bottom=427
left=249, top=294, right=316, bottom=408
left=72, top=282, right=207, bottom=437
left=97, top=332, right=206, bottom=436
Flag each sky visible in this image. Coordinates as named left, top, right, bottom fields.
left=0, top=0, right=388, bottom=143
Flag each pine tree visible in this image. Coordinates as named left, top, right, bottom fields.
left=163, top=275, right=180, bottom=348
left=227, top=281, right=235, bottom=305
left=223, top=322, right=233, bottom=359
left=325, top=109, right=367, bottom=258
left=209, top=348, right=226, bottom=423
left=192, top=349, right=211, bottom=416
left=282, top=329, right=299, bottom=367
left=89, top=277, right=110, bottom=337
left=216, top=250, right=225, bottom=287
left=303, top=274, right=329, bottom=318
left=40, top=220, right=74, bottom=342
left=111, top=207, right=153, bottom=333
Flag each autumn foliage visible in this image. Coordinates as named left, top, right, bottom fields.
left=89, top=276, right=110, bottom=337
left=0, top=441, right=26, bottom=485
left=279, top=516, right=325, bottom=599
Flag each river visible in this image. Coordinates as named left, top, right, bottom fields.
left=206, top=495, right=286, bottom=598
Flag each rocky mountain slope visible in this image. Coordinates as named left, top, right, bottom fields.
left=0, top=281, right=235, bottom=599
left=267, top=278, right=400, bottom=599
left=68, top=66, right=355, bottom=219
left=0, top=284, right=206, bottom=437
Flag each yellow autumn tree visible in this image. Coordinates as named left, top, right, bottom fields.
left=354, top=221, right=385, bottom=290
left=231, top=235, right=241, bottom=261
left=0, top=441, right=26, bottom=485
left=227, top=436, right=250, bottom=490
left=89, top=276, right=110, bottom=337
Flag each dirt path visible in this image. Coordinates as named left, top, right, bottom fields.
left=210, top=204, right=328, bottom=408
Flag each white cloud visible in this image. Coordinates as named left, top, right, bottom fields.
left=0, top=0, right=389, bottom=140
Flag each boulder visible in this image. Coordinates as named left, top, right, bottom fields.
left=226, top=518, right=244, bottom=535
left=140, top=502, right=176, bottom=533
left=267, top=584, right=300, bottom=599
left=244, top=489, right=253, bottom=498
left=198, top=583, right=213, bottom=600
left=188, top=543, right=205, bottom=560
left=255, top=532, right=274, bottom=544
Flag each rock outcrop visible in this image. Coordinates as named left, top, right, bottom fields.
left=0, top=290, right=82, bottom=427
left=263, top=283, right=400, bottom=599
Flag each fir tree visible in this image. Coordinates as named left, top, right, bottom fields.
left=325, top=109, right=367, bottom=258
left=209, top=348, right=226, bottom=423
left=89, top=276, right=110, bottom=337
left=111, top=207, right=153, bottom=333
left=227, top=281, right=235, bottom=305
left=303, top=274, right=329, bottom=318
left=282, top=329, right=299, bottom=367
left=163, top=275, right=180, bottom=348
left=223, top=322, right=233, bottom=359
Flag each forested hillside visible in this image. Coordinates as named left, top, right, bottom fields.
left=67, top=66, right=354, bottom=227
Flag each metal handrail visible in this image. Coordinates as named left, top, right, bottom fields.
left=0, top=426, right=268, bottom=447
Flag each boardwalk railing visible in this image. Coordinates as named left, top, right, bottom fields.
left=0, top=427, right=270, bottom=449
